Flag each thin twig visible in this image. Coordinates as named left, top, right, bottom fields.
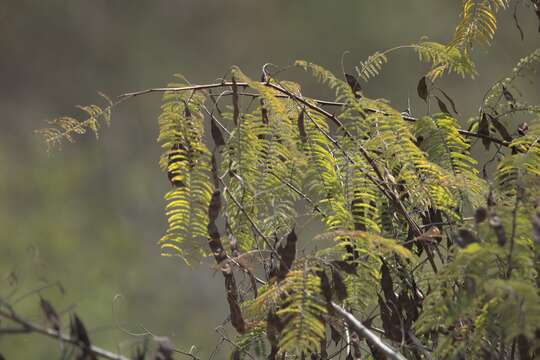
left=214, top=326, right=256, bottom=360
left=269, top=172, right=327, bottom=217
left=218, top=178, right=280, bottom=259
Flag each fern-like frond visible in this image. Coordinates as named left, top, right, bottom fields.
left=157, top=79, right=213, bottom=262
left=354, top=40, right=478, bottom=83
left=413, top=41, right=477, bottom=80
left=355, top=51, right=388, bottom=81
left=222, top=68, right=302, bottom=247
left=221, top=108, right=265, bottom=251
left=483, top=48, right=540, bottom=113
left=450, top=0, right=508, bottom=50
left=363, top=99, right=459, bottom=218
left=36, top=93, right=113, bottom=150
left=275, top=269, right=326, bottom=356
left=232, top=325, right=267, bottom=360
left=415, top=114, right=486, bottom=207
left=302, top=110, right=353, bottom=231
left=353, top=41, right=477, bottom=82
left=508, top=48, right=540, bottom=80
left=350, top=155, right=382, bottom=233
left=417, top=234, right=540, bottom=357
left=244, top=265, right=327, bottom=356
left=316, top=230, right=415, bottom=314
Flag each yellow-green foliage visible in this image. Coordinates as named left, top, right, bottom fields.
left=274, top=269, right=326, bottom=356
left=417, top=214, right=540, bottom=358
left=36, top=9, right=540, bottom=356
left=450, top=0, right=509, bottom=50
left=37, top=93, right=113, bottom=150
left=244, top=266, right=326, bottom=355
left=415, top=114, right=486, bottom=207
left=413, top=41, right=477, bottom=80
left=157, top=78, right=213, bottom=262
left=220, top=69, right=302, bottom=251
left=316, top=230, right=415, bottom=313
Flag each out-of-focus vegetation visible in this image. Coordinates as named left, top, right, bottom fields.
left=1, top=1, right=539, bottom=358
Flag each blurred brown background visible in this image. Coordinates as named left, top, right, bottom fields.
left=1, top=1, right=538, bottom=358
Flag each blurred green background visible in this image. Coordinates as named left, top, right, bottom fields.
left=1, top=1, right=538, bottom=358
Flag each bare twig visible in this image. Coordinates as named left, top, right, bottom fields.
left=0, top=307, right=131, bottom=360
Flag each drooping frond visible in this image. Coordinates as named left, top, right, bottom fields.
left=450, top=0, right=509, bottom=50
left=480, top=51, right=540, bottom=195
left=221, top=107, right=266, bottom=251
left=231, top=325, right=267, bottom=360
left=157, top=78, right=213, bottom=262
left=37, top=93, right=113, bottom=150
left=350, top=155, right=381, bottom=233
left=362, top=99, right=460, bottom=218
left=274, top=269, right=327, bottom=356
left=296, top=60, right=463, bottom=228
left=301, top=109, right=353, bottom=231
left=414, top=114, right=486, bottom=207
left=221, top=68, right=302, bottom=248
left=315, top=230, right=415, bottom=313
left=469, top=49, right=540, bottom=156
left=243, top=265, right=327, bottom=356
left=505, top=47, right=540, bottom=82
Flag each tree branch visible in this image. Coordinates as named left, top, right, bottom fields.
left=119, top=82, right=512, bottom=148
left=0, top=307, right=132, bottom=360
left=331, top=302, right=408, bottom=360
